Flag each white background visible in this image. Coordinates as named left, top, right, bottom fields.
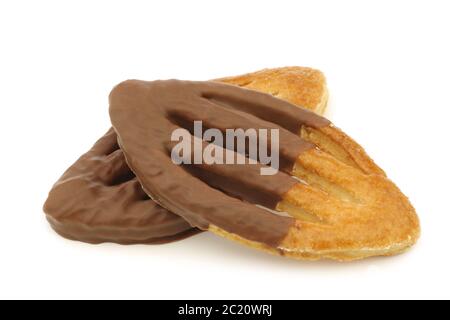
left=0, top=0, right=449, bottom=300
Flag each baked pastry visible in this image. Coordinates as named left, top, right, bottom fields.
left=109, top=79, right=420, bottom=261
left=216, top=66, right=328, bottom=115
left=44, top=67, right=328, bottom=244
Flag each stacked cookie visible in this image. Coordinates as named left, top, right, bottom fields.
left=43, top=67, right=420, bottom=261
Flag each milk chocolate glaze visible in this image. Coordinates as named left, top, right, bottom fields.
left=43, top=128, right=199, bottom=244
left=110, top=80, right=329, bottom=247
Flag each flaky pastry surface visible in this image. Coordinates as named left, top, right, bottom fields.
left=212, top=125, right=420, bottom=261
left=217, top=66, right=328, bottom=115
left=109, top=79, right=420, bottom=261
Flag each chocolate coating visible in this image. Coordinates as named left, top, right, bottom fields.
left=43, top=128, right=199, bottom=244
left=110, top=80, right=330, bottom=247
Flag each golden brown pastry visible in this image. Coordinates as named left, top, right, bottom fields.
left=216, top=66, right=328, bottom=115
left=109, top=79, right=420, bottom=261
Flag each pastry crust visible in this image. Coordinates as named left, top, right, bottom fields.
left=109, top=79, right=420, bottom=261
left=216, top=67, right=328, bottom=115
left=211, top=125, right=420, bottom=261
